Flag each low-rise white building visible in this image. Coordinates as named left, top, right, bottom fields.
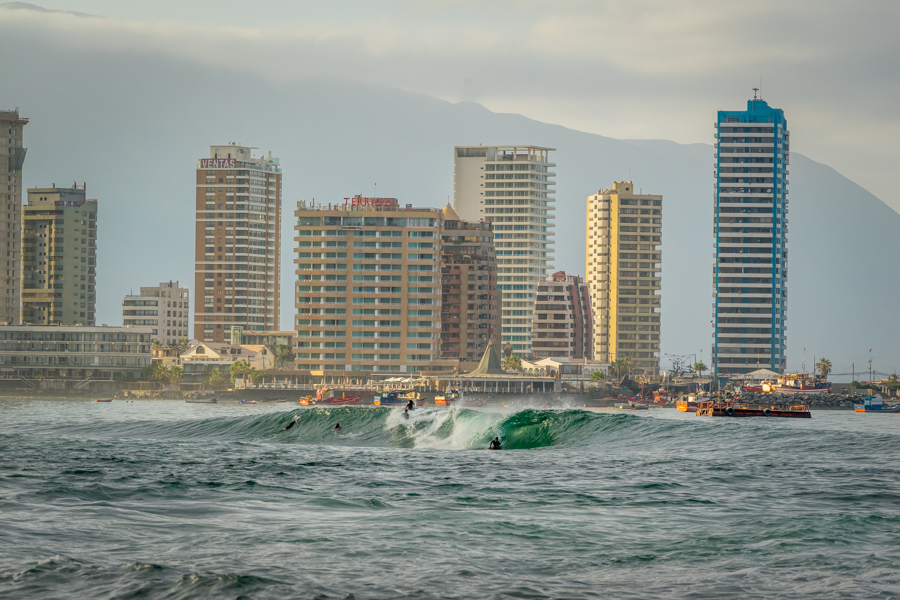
left=0, top=324, right=152, bottom=380
left=180, top=341, right=273, bottom=383
left=122, top=281, right=189, bottom=346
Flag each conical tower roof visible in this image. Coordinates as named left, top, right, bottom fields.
left=442, top=202, right=461, bottom=222
left=466, top=339, right=506, bottom=376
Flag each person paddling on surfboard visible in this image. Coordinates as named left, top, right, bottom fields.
left=488, top=437, right=502, bottom=450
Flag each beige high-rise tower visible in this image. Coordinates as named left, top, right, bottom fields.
left=0, top=109, right=28, bottom=324
left=586, top=182, right=662, bottom=375
left=193, top=143, right=282, bottom=343
left=453, top=145, right=555, bottom=357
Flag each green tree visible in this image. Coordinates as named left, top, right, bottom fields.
left=503, top=341, right=513, bottom=359
left=229, top=359, right=255, bottom=383
left=611, top=357, right=633, bottom=380
left=207, top=367, right=229, bottom=386
left=693, top=361, right=707, bottom=378
left=590, top=369, right=607, bottom=382
left=273, top=344, right=294, bottom=369
left=151, top=339, right=163, bottom=354
left=167, top=366, right=184, bottom=385
left=816, top=357, right=832, bottom=379
left=502, top=354, right=522, bottom=373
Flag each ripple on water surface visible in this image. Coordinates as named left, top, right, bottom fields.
left=1, top=399, right=899, bottom=599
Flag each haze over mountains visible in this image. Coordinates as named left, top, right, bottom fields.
left=0, top=12, right=897, bottom=375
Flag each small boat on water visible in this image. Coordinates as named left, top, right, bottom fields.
left=676, top=394, right=709, bottom=413
left=617, top=401, right=649, bottom=410
left=374, top=390, right=425, bottom=407
left=185, top=398, right=218, bottom=404
left=854, top=395, right=900, bottom=413
left=94, top=399, right=111, bottom=403
left=696, top=400, right=810, bottom=418
left=434, top=388, right=461, bottom=407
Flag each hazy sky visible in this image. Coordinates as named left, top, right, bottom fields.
left=2, top=0, right=899, bottom=212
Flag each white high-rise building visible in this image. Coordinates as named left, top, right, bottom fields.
left=123, top=281, right=190, bottom=346
left=453, top=145, right=555, bottom=356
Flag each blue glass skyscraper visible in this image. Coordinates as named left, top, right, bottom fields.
left=712, top=95, right=789, bottom=378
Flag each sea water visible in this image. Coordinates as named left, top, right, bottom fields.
left=1, top=399, right=899, bottom=599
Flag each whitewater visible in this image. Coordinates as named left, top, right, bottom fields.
left=1, top=399, right=899, bottom=599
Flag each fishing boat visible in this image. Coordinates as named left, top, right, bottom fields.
left=374, top=390, right=425, bottom=407
left=696, top=399, right=810, bottom=418
left=617, top=401, right=649, bottom=410
left=675, top=394, right=709, bottom=413
left=854, top=395, right=900, bottom=413
left=434, top=388, right=461, bottom=407
left=742, top=372, right=831, bottom=395
left=94, top=399, right=112, bottom=403
left=185, top=398, right=218, bottom=404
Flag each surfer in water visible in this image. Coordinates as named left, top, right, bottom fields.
left=333, top=423, right=343, bottom=434
left=488, top=437, right=502, bottom=450
left=406, top=399, right=415, bottom=411
left=284, top=419, right=297, bottom=431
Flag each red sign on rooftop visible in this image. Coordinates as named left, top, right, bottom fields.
left=343, top=196, right=398, bottom=208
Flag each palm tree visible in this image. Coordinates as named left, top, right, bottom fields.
left=816, top=358, right=832, bottom=379
left=693, top=361, right=707, bottom=378
left=207, top=367, right=228, bottom=387
left=229, top=359, right=255, bottom=383
left=502, top=354, right=522, bottom=373
left=590, top=369, right=607, bottom=382
left=151, top=339, right=162, bottom=357
left=611, top=357, right=633, bottom=380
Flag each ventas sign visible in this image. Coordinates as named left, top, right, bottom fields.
left=200, top=158, right=237, bottom=169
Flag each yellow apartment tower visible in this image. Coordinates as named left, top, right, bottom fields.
left=586, top=182, right=662, bottom=374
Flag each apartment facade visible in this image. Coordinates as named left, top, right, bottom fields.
left=122, top=281, right=189, bottom=346
left=22, top=184, right=98, bottom=325
left=1, top=109, right=28, bottom=324
left=713, top=96, right=789, bottom=376
left=532, top=271, right=593, bottom=360
left=294, top=197, right=451, bottom=374
left=453, top=145, right=555, bottom=356
left=0, top=324, right=152, bottom=379
left=586, top=182, right=662, bottom=374
left=194, top=143, right=281, bottom=343
left=439, top=204, right=501, bottom=370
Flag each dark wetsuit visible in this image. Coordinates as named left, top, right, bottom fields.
left=284, top=420, right=296, bottom=431
left=406, top=400, right=415, bottom=411
left=489, top=438, right=501, bottom=450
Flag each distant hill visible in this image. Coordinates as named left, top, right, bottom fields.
left=0, top=32, right=896, bottom=374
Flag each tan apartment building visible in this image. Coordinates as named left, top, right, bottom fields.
left=532, top=271, right=593, bottom=360
left=294, top=197, right=454, bottom=375
left=439, top=204, right=501, bottom=371
left=122, top=281, right=189, bottom=345
left=194, top=143, right=282, bottom=343
left=453, top=145, right=555, bottom=357
left=586, top=182, right=662, bottom=374
left=22, top=184, right=98, bottom=325
left=1, top=109, right=28, bottom=324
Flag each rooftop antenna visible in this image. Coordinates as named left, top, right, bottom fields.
left=752, top=87, right=759, bottom=100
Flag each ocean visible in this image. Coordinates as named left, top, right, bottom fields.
left=1, top=399, right=898, bottom=599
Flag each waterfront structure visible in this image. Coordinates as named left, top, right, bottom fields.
left=22, top=184, right=98, bottom=326
left=439, top=203, right=501, bottom=371
left=453, top=145, right=555, bottom=356
left=294, top=196, right=454, bottom=375
left=180, top=341, right=271, bottom=383
left=0, top=109, right=28, bottom=324
left=713, top=95, right=789, bottom=377
left=193, top=143, right=282, bottom=344
left=531, top=271, right=593, bottom=360
left=122, top=281, right=189, bottom=346
left=0, top=324, right=152, bottom=379
left=586, top=182, right=662, bottom=374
